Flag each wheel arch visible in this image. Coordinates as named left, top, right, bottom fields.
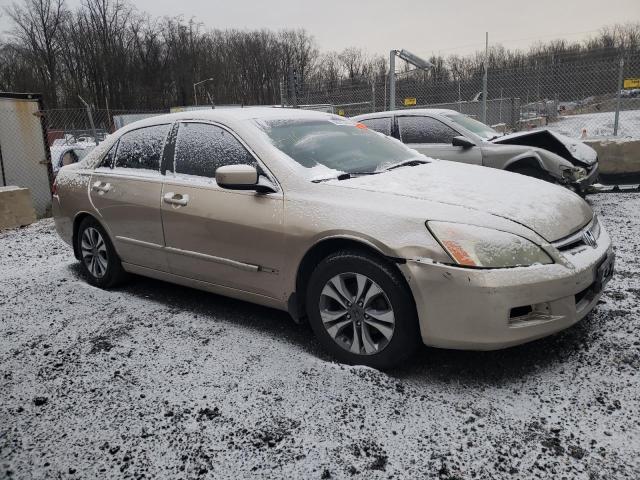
left=503, top=153, right=546, bottom=173
left=289, top=235, right=408, bottom=322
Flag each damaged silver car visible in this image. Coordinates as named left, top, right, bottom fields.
left=353, top=109, right=599, bottom=194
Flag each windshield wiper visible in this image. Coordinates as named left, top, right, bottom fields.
left=311, top=171, right=381, bottom=183
left=384, top=158, right=429, bottom=171
left=487, top=134, right=503, bottom=142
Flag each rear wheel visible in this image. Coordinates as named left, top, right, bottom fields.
left=305, top=250, right=421, bottom=369
left=76, top=217, right=126, bottom=288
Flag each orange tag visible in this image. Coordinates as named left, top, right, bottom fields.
left=355, top=123, right=368, bottom=130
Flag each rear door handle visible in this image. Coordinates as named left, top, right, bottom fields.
left=163, top=192, right=189, bottom=206
left=92, top=181, right=112, bottom=194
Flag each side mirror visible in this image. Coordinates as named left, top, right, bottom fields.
left=216, top=164, right=258, bottom=190
left=215, top=164, right=276, bottom=194
left=452, top=136, right=476, bottom=148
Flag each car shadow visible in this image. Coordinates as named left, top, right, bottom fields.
left=67, top=263, right=603, bottom=387
left=67, top=263, right=325, bottom=359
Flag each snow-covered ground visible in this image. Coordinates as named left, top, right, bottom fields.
left=548, top=110, right=640, bottom=139
left=1, top=194, right=640, bottom=479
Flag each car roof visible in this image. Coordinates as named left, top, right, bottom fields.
left=119, top=107, right=337, bottom=133
left=353, top=108, right=460, bottom=121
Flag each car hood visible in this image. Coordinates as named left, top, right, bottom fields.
left=491, top=129, right=597, bottom=166
left=329, top=161, right=592, bottom=242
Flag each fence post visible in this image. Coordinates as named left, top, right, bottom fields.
left=371, top=82, right=376, bottom=113
left=613, top=56, right=624, bottom=136
left=389, top=50, right=396, bottom=110
left=77, top=95, right=97, bottom=144
left=280, top=79, right=285, bottom=107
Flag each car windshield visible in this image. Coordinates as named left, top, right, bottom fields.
left=255, top=117, right=420, bottom=176
left=444, top=113, right=500, bottom=140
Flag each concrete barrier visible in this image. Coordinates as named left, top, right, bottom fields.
left=0, top=186, right=37, bottom=230
left=584, top=139, right=640, bottom=175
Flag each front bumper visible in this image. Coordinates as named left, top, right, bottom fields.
left=399, top=227, right=613, bottom=350
left=572, top=162, right=599, bottom=191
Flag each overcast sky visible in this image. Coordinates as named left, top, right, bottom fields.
left=1, top=0, right=639, bottom=57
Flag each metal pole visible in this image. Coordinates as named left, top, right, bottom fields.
left=280, top=79, right=285, bottom=107
left=389, top=50, right=396, bottom=110
left=371, top=81, right=376, bottom=113
left=613, top=57, right=624, bottom=136
left=194, top=83, right=198, bottom=106
left=78, top=95, right=97, bottom=145
left=481, top=32, right=488, bottom=123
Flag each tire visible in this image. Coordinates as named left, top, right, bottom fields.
left=305, top=249, right=421, bottom=369
left=76, top=216, right=127, bottom=288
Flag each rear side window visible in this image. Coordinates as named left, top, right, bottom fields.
left=174, top=122, right=256, bottom=178
left=114, top=124, right=171, bottom=171
left=359, top=117, right=392, bottom=136
left=398, top=116, right=458, bottom=144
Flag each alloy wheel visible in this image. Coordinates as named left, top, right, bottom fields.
left=80, top=227, right=108, bottom=278
left=318, top=272, right=395, bottom=355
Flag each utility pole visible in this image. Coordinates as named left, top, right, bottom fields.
left=481, top=32, right=488, bottom=123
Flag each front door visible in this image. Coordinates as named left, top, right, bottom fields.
left=160, top=121, right=284, bottom=299
left=89, top=124, right=172, bottom=271
left=396, top=115, right=482, bottom=165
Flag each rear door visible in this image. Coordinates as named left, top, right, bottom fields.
left=160, top=121, right=285, bottom=299
left=396, top=115, right=482, bottom=164
left=89, top=124, right=171, bottom=271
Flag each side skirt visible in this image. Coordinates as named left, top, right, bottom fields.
left=121, top=262, right=288, bottom=312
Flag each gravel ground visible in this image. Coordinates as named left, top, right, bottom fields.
left=1, top=194, right=639, bottom=480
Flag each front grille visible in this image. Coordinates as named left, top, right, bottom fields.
left=553, top=216, right=601, bottom=252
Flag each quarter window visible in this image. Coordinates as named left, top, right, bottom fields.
left=114, top=124, right=171, bottom=171
left=398, top=116, right=459, bottom=144
left=98, top=142, right=118, bottom=169
left=174, top=122, right=256, bottom=178
left=359, top=117, right=392, bottom=136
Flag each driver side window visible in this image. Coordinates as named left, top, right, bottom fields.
left=173, top=122, right=257, bottom=182
left=398, top=116, right=459, bottom=144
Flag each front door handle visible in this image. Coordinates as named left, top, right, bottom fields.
left=92, top=181, right=112, bottom=194
left=163, top=192, right=189, bottom=206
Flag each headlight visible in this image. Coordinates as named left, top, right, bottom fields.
left=427, top=221, right=553, bottom=268
left=591, top=215, right=601, bottom=240
left=561, top=166, right=587, bottom=181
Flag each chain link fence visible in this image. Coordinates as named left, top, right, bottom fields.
left=282, top=52, right=640, bottom=140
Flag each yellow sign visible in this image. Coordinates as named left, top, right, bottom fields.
left=337, top=109, right=345, bottom=116
left=624, top=78, right=640, bottom=89
left=404, top=97, right=417, bottom=106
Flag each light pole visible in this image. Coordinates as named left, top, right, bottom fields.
left=388, top=49, right=433, bottom=110
left=193, top=77, right=214, bottom=106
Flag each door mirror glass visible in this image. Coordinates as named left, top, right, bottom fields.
left=215, top=164, right=258, bottom=189
left=452, top=136, right=476, bottom=148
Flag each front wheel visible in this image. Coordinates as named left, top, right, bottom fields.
left=305, top=250, right=421, bottom=369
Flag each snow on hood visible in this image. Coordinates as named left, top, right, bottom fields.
left=492, top=129, right=597, bottom=165
left=329, top=161, right=593, bottom=242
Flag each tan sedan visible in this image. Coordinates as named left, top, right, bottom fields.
left=52, top=108, right=614, bottom=368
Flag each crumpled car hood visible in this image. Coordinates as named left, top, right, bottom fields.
left=330, top=161, right=593, bottom=242
left=492, top=129, right=597, bottom=166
